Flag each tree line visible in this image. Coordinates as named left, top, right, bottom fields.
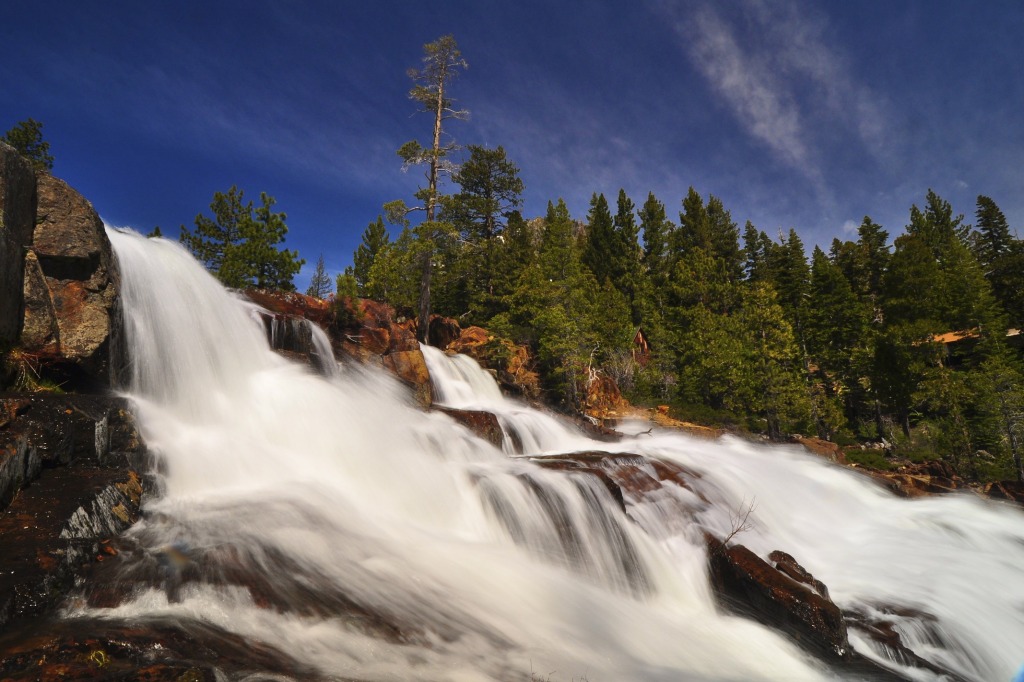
left=343, top=37, right=1024, bottom=484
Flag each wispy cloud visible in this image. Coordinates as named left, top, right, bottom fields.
left=656, top=0, right=890, bottom=194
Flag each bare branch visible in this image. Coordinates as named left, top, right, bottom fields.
left=722, top=497, right=757, bottom=546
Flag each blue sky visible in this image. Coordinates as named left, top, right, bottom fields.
left=4, top=1, right=1023, bottom=290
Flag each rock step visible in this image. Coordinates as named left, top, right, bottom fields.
left=0, top=462, right=143, bottom=628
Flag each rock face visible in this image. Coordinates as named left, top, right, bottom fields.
left=434, top=407, right=504, bottom=449
left=7, top=172, right=121, bottom=390
left=0, top=395, right=147, bottom=628
left=0, top=144, right=36, bottom=350
left=247, top=292, right=434, bottom=406
left=706, top=536, right=850, bottom=660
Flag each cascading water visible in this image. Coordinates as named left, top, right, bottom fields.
left=422, top=345, right=597, bottom=454
left=80, top=228, right=1024, bottom=681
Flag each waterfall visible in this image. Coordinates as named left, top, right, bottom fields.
left=422, top=345, right=596, bottom=454
left=85, top=228, right=1024, bottom=681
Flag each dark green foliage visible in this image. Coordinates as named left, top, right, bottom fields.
left=613, top=189, right=644, bottom=323
left=442, top=145, right=524, bottom=320
left=353, top=216, right=390, bottom=295
left=582, top=193, right=617, bottom=284
left=306, top=254, right=332, bottom=299
left=180, top=186, right=304, bottom=290
left=2, top=118, right=54, bottom=171
left=640, top=192, right=673, bottom=288
left=973, top=195, right=1024, bottom=327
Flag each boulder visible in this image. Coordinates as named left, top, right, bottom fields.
left=17, top=173, right=120, bottom=389
left=791, top=434, right=844, bottom=463
left=0, top=144, right=36, bottom=350
left=427, top=314, right=461, bottom=350
left=984, top=480, right=1024, bottom=506
left=381, top=349, right=431, bottom=405
left=434, top=407, right=504, bottom=449
left=0, top=465, right=144, bottom=627
left=705, top=535, right=851, bottom=661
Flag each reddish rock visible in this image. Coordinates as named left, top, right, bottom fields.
left=791, top=435, right=845, bottom=463
left=17, top=173, right=120, bottom=389
left=435, top=407, right=503, bottom=448
left=705, top=535, right=851, bottom=661
left=983, top=480, right=1024, bottom=505
left=859, top=460, right=968, bottom=498
left=0, top=463, right=144, bottom=627
left=0, top=143, right=36, bottom=350
left=449, top=326, right=540, bottom=398
left=583, top=372, right=628, bottom=420
left=243, top=289, right=332, bottom=326
left=381, top=349, right=431, bottom=406
left=449, top=325, right=490, bottom=350
left=359, top=326, right=391, bottom=355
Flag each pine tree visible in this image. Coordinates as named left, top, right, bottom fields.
left=2, top=118, right=54, bottom=171
left=443, top=145, right=524, bottom=319
left=738, top=283, right=811, bottom=439
left=612, top=188, right=643, bottom=323
left=582, top=193, right=617, bottom=284
left=180, top=186, right=303, bottom=291
left=306, top=254, right=332, bottom=299
left=742, top=222, right=774, bottom=283
left=235, top=193, right=304, bottom=290
left=974, top=195, right=1024, bottom=327
left=353, top=216, right=390, bottom=295
left=392, top=34, right=468, bottom=341
left=639, top=192, right=673, bottom=287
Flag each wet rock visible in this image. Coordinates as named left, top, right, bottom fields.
left=844, top=605, right=970, bottom=681
left=983, top=480, right=1024, bottom=505
left=435, top=407, right=504, bottom=448
left=382, top=349, right=432, bottom=406
left=0, top=143, right=36, bottom=350
left=790, top=434, right=845, bottom=463
left=0, top=464, right=144, bottom=627
left=17, top=173, right=121, bottom=390
left=0, top=618, right=329, bottom=681
left=860, top=460, right=968, bottom=498
left=705, top=535, right=851, bottom=661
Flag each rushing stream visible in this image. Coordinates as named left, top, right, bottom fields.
left=80, top=228, right=1024, bottom=681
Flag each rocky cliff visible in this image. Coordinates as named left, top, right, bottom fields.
left=0, top=143, right=121, bottom=391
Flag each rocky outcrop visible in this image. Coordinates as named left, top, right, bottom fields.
left=448, top=326, right=540, bottom=398
left=427, top=314, right=462, bottom=351
left=11, top=173, right=121, bottom=390
left=0, top=395, right=147, bottom=628
left=0, top=144, right=36, bottom=351
left=855, top=460, right=968, bottom=499
left=332, top=298, right=431, bottom=406
left=706, top=535, right=850, bottom=661
left=434, top=407, right=504, bottom=449
left=790, top=434, right=844, bottom=463
left=0, top=618, right=324, bottom=681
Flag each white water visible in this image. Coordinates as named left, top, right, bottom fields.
left=422, top=345, right=597, bottom=455
left=89, top=229, right=1024, bottom=681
